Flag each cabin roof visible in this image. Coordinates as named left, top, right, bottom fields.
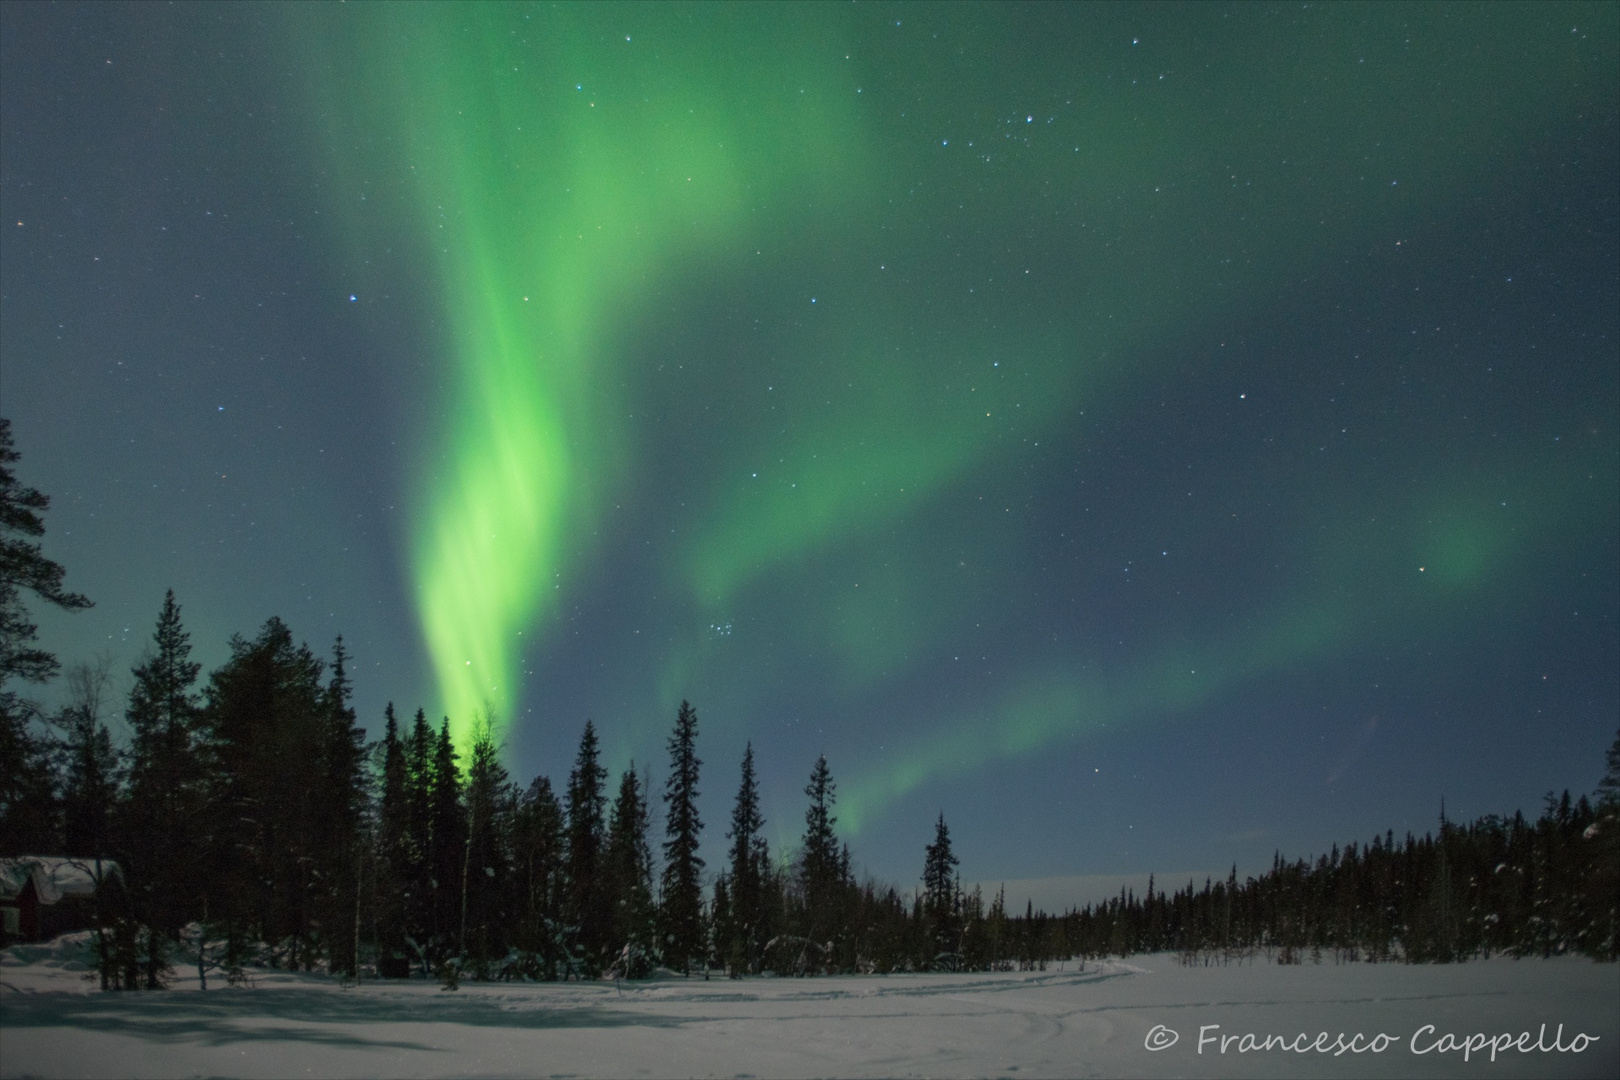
left=0, top=857, right=123, bottom=905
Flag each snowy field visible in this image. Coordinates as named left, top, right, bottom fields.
left=3, top=935, right=1616, bottom=1079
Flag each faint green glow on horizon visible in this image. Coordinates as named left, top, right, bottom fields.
left=837, top=455, right=1614, bottom=832
left=837, top=608, right=1340, bottom=833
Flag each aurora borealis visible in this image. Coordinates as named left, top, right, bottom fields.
left=297, top=4, right=869, bottom=743
left=3, top=2, right=1615, bottom=893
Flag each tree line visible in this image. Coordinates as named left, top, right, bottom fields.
left=2, top=418, right=1616, bottom=987
left=1, top=579, right=982, bottom=984
left=999, top=786, right=1619, bottom=969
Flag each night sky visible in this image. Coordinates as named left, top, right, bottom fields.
left=3, top=2, right=1616, bottom=904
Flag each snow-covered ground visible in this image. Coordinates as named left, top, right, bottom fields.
left=3, top=935, right=1616, bottom=1078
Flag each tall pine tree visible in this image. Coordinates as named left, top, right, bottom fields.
left=606, top=764, right=655, bottom=974
left=724, top=742, right=770, bottom=973
left=922, top=812, right=961, bottom=966
left=796, top=755, right=854, bottom=968
left=315, top=638, right=367, bottom=977
left=402, top=707, right=435, bottom=960
left=660, top=701, right=705, bottom=973
left=203, top=617, right=329, bottom=970
left=374, top=703, right=412, bottom=975
left=564, top=720, right=609, bottom=973
left=463, top=715, right=512, bottom=967
left=427, top=717, right=465, bottom=958
left=121, top=591, right=205, bottom=987
left=514, top=773, right=565, bottom=977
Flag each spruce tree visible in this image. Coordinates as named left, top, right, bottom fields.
left=515, top=773, right=565, bottom=976
left=922, top=812, right=960, bottom=965
left=606, top=764, right=655, bottom=974
left=375, top=703, right=412, bottom=975
left=203, top=617, right=328, bottom=970
left=428, top=717, right=466, bottom=957
left=402, top=707, right=435, bottom=958
left=799, top=755, right=846, bottom=951
left=660, top=701, right=705, bottom=974
left=122, top=591, right=205, bottom=987
left=316, top=638, right=367, bottom=977
left=564, top=720, right=609, bottom=973
left=725, top=742, right=769, bottom=973
left=463, top=715, right=511, bottom=968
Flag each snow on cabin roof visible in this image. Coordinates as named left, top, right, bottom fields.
left=0, top=857, right=122, bottom=906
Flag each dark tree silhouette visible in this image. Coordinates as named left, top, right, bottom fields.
left=922, top=812, right=960, bottom=965
left=0, top=417, right=92, bottom=854
left=606, top=764, right=655, bottom=974
left=722, top=742, right=770, bottom=973
left=427, top=717, right=465, bottom=955
left=514, top=773, right=566, bottom=976
left=797, top=755, right=850, bottom=963
left=203, top=618, right=331, bottom=970
left=401, top=707, right=435, bottom=961
left=462, top=714, right=511, bottom=969
left=564, top=720, right=609, bottom=973
left=660, top=701, right=705, bottom=973
left=121, top=591, right=206, bottom=986
left=315, top=638, right=367, bottom=977
left=374, top=703, right=412, bottom=975
left=120, top=599, right=205, bottom=990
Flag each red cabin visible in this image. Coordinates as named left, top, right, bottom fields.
left=0, top=857, right=122, bottom=943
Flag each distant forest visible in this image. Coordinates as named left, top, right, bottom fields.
left=3, top=418, right=1617, bottom=989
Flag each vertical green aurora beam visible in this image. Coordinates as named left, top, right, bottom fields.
left=299, top=5, right=861, bottom=742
